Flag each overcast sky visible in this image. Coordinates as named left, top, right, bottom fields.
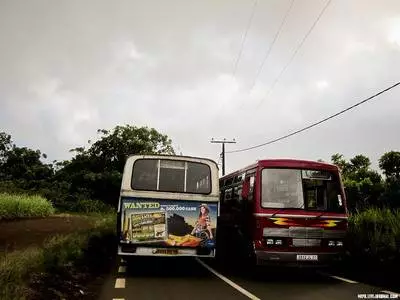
left=1, top=0, right=400, bottom=174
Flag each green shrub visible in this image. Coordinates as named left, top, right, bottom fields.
left=71, top=199, right=114, bottom=213
left=0, top=213, right=116, bottom=299
left=0, top=193, right=55, bottom=220
left=347, top=208, right=400, bottom=261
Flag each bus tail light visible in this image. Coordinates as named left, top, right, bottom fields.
left=275, top=239, right=283, bottom=245
left=266, top=239, right=274, bottom=245
left=336, top=241, right=343, bottom=247
left=328, top=240, right=335, bottom=247
left=254, top=240, right=263, bottom=250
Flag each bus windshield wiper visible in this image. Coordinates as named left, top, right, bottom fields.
left=270, top=201, right=305, bottom=218
left=270, top=208, right=286, bottom=218
left=315, top=212, right=326, bottom=219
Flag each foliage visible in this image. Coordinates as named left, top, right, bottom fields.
left=65, top=199, right=115, bottom=214
left=54, top=125, right=175, bottom=207
left=0, top=125, right=175, bottom=211
left=0, top=193, right=55, bottom=220
left=331, top=154, right=384, bottom=211
left=0, top=146, right=52, bottom=182
left=379, top=151, right=400, bottom=181
left=0, top=214, right=115, bottom=299
left=347, top=208, right=400, bottom=262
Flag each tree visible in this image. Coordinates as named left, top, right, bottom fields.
left=331, top=154, right=384, bottom=211
left=0, top=131, right=54, bottom=195
left=0, top=126, right=175, bottom=209
left=0, top=132, right=12, bottom=164
left=56, top=125, right=175, bottom=206
left=1, top=146, right=53, bottom=186
left=379, top=151, right=400, bottom=182
left=378, top=151, right=400, bottom=209
left=331, top=153, right=352, bottom=175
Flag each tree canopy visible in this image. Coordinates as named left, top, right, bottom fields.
left=0, top=125, right=175, bottom=209
left=330, top=153, right=399, bottom=211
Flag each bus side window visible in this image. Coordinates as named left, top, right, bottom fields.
left=232, top=185, right=241, bottom=204
left=237, top=185, right=243, bottom=203
left=220, top=189, right=225, bottom=203
left=225, top=187, right=233, bottom=202
left=232, top=173, right=245, bottom=204
left=248, top=175, right=255, bottom=202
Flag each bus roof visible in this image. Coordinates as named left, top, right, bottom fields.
left=220, top=158, right=339, bottom=180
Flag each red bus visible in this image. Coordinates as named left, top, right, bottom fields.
left=217, top=159, right=348, bottom=267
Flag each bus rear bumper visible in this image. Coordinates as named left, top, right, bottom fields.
left=254, top=251, right=343, bottom=267
left=118, top=245, right=215, bottom=258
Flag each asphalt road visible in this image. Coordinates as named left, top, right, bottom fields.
left=99, top=256, right=399, bottom=300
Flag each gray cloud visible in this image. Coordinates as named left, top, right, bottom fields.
left=0, top=0, right=399, bottom=174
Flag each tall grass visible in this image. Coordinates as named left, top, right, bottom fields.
left=347, top=208, right=400, bottom=261
left=0, top=214, right=116, bottom=299
left=0, top=193, right=55, bottom=220
left=67, top=198, right=115, bottom=214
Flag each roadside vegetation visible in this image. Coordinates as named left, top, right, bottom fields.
left=328, top=152, right=400, bottom=271
left=0, top=125, right=173, bottom=298
left=347, top=208, right=400, bottom=263
left=0, top=214, right=116, bottom=300
left=0, top=193, right=54, bottom=220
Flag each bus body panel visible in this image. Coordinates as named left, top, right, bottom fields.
left=219, top=159, right=348, bottom=267
left=118, top=155, right=219, bottom=258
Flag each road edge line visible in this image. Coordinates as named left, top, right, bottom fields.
left=317, top=271, right=358, bottom=284
left=195, top=258, right=261, bottom=300
left=329, top=275, right=358, bottom=284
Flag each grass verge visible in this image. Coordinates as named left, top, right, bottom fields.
left=0, top=193, right=55, bottom=220
left=331, top=208, right=400, bottom=292
left=0, top=213, right=116, bottom=300
left=347, top=208, right=400, bottom=261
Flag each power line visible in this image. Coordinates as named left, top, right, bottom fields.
left=232, top=0, right=258, bottom=77
left=256, top=0, right=332, bottom=108
left=247, top=0, right=295, bottom=93
left=227, top=81, right=400, bottom=154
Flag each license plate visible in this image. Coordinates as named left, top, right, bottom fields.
left=296, top=254, right=318, bottom=261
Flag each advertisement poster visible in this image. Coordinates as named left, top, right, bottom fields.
left=120, top=198, right=217, bottom=249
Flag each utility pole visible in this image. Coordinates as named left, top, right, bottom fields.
left=210, top=138, right=236, bottom=176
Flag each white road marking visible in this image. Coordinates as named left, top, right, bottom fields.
left=329, top=275, right=358, bottom=284
left=381, top=290, right=399, bottom=297
left=317, top=271, right=358, bottom=284
left=195, top=258, right=261, bottom=300
left=115, top=278, right=126, bottom=289
left=112, top=298, right=125, bottom=300
left=118, top=266, right=127, bottom=273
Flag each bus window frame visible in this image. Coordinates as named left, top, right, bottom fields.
left=131, top=158, right=212, bottom=195
left=260, top=167, right=345, bottom=212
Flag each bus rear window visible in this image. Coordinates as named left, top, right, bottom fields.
left=131, top=159, right=211, bottom=194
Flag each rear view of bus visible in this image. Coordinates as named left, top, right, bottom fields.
left=117, top=155, right=219, bottom=258
left=253, top=159, right=348, bottom=266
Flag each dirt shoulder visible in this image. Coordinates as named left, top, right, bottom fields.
left=0, top=214, right=96, bottom=252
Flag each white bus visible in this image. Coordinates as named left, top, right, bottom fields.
left=117, top=154, right=220, bottom=258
